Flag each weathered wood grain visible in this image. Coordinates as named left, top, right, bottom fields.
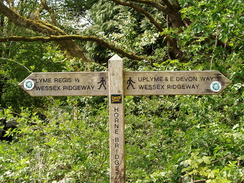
left=124, top=71, right=231, bottom=95
left=108, top=55, right=125, bottom=183
left=19, top=72, right=108, bottom=96
left=19, top=71, right=231, bottom=96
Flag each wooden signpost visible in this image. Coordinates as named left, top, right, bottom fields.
left=108, top=55, right=125, bottom=182
left=18, top=72, right=108, bottom=96
left=19, top=55, right=231, bottom=183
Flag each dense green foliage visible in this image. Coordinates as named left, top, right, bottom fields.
left=0, top=0, right=243, bottom=182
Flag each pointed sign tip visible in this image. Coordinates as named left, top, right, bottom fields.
left=109, top=54, right=122, bottom=61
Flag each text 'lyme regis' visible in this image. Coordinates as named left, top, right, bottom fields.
left=32, top=77, right=77, bottom=83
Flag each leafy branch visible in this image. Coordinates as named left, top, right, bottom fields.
left=128, top=0, right=185, bottom=27
left=0, top=57, right=31, bottom=72
left=112, top=0, right=182, bottom=58
left=0, top=1, right=89, bottom=61
left=0, top=35, right=146, bottom=61
left=112, top=0, right=163, bottom=31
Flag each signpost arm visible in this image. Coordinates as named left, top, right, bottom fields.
left=108, top=55, right=125, bottom=183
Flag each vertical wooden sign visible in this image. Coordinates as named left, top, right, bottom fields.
left=108, top=55, right=125, bottom=183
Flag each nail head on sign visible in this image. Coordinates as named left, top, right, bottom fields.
left=24, top=79, right=35, bottom=90
left=210, top=81, right=222, bottom=92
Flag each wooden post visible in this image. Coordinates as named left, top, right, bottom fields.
left=108, top=55, right=125, bottom=183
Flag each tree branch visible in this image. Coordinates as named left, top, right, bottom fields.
left=112, top=0, right=163, bottom=32
left=39, top=0, right=57, bottom=25
left=0, top=1, right=52, bottom=34
left=128, top=0, right=185, bottom=28
left=0, top=1, right=89, bottom=61
left=0, top=35, right=146, bottom=61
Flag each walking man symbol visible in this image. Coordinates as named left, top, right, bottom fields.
left=127, top=77, right=135, bottom=89
left=98, top=77, right=107, bottom=90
